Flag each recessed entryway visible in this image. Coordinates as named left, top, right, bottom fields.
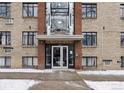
left=45, top=44, right=74, bottom=69
left=52, top=46, right=68, bottom=69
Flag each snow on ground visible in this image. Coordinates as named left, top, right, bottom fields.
left=0, top=69, right=54, bottom=73
left=0, top=79, right=41, bottom=90
left=0, top=69, right=75, bottom=73
left=77, top=70, right=124, bottom=76
left=84, top=80, right=124, bottom=90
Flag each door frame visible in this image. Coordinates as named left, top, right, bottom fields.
left=52, top=45, right=68, bottom=69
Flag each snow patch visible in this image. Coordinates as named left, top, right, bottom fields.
left=0, top=69, right=75, bottom=73
left=77, top=70, right=124, bottom=76
left=0, top=69, right=54, bottom=73
left=0, top=79, right=41, bottom=90
left=84, top=80, right=124, bottom=90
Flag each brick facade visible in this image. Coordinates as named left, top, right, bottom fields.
left=74, top=3, right=82, bottom=69
left=38, top=3, right=45, bottom=69
left=38, top=2, right=82, bottom=69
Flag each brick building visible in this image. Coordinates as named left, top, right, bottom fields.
left=0, top=2, right=124, bottom=70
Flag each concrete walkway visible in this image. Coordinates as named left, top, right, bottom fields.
left=0, top=70, right=91, bottom=90
left=79, top=74, right=124, bottom=81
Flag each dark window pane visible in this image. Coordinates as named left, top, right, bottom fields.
left=23, top=3, right=38, bottom=17
left=22, top=32, right=37, bottom=46
left=0, top=57, right=11, bottom=68
left=0, top=32, right=11, bottom=45
left=82, top=32, right=97, bottom=46
left=0, top=3, right=10, bottom=18
left=82, top=3, right=97, bottom=19
left=121, top=32, right=124, bottom=46
left=121, top=56, right=124, bottom=67
left=82, top=57, right=97, bottom=67
left=22, top=57, right=38, bottom=68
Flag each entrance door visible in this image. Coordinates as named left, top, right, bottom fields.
left=52, top=46, right=68, bottom=68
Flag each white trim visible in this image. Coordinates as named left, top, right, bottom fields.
left=52, top=45, right=68, bottom=69
left=36, top=35, right=83, bottom=40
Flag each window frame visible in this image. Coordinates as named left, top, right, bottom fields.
left=50, top=3, right=70, bottom=33
left=103, top=60, right=112, bottom=65
left=82, top=32, right=97, bottom=46
left=0, top=2, right=11, bottom=18
left=121, top=56, right=124, bottom=67
left=22, top=56, right=38, bottom=68
left=50, top=2, right=69, bottom=16
left=0, top=56, right=11, bottom=68
left=82, top=56, right=97, bottom=67
left=82, top=3, right=97, bottom=19
left=22, top=31, right=37, bottom=46
left=120, top=32, right=124, bottom=47
left=0, top=31, right=11, bottom=46
left=22, top=3, right=38, bottom=17
left=120, top=4, right=124, bottom=19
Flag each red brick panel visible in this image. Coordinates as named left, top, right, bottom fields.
left=74, top=3, right=82, bottom=35
left=38, top=3, right=46, bottom=35
left=74, top=3, right=82, bottom=69
left=75, top=41, right=82, bottom=69
left=38, top=41, right=45, bottom=69
left=38, top=3, right=45, bottom=69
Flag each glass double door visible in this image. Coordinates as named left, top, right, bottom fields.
left=52, top=46, right=68, bottom=68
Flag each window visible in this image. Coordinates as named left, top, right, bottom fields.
left=0, top=57, right=11, bottom=68
left=121, top=56, right=124, bottom=67
left=82, top=32, right=97, bottom=46
left=22, top=32, right=37, bottom=46
left=82, top=3, right=97, bottom=19
left=50, top=3, right=69, bottom=33
left=51, top=2, right=69, bottom=16
left=0, top=32, right=11, bottom=45
left=0, top=3, right=10, bottom=18
left=82, top=57, right=97, bottom=67
left=120, top=4, right=124, bottom=18
left=103, top=60, right=112, bottom=65
left=23, top=3, right=38, bottom=17
left=121, top=32, right=124, bottom=46
left=22, top=56, right=38, bottom=68
left=46, top=3, right=74, bottom=35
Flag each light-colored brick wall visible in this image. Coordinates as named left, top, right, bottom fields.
left=82, top=2, right=124, bottom=70
left=0, top=3, right=38, bottom=68
left=1, top=2, right=124, bottom=70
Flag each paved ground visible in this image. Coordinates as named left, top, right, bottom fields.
left=0, top=70, right=91, bottom=90
left=79, top=74, right=124, bottom=81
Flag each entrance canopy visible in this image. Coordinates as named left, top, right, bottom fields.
left=36, top=35, right=83, bottom=41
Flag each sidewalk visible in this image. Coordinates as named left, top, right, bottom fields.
left=0, top=70, right=91, bottom=90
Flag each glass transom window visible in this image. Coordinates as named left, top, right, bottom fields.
left=51, top=3, right=69, bottom=34
left=46, top=2, right=74, bottom=35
